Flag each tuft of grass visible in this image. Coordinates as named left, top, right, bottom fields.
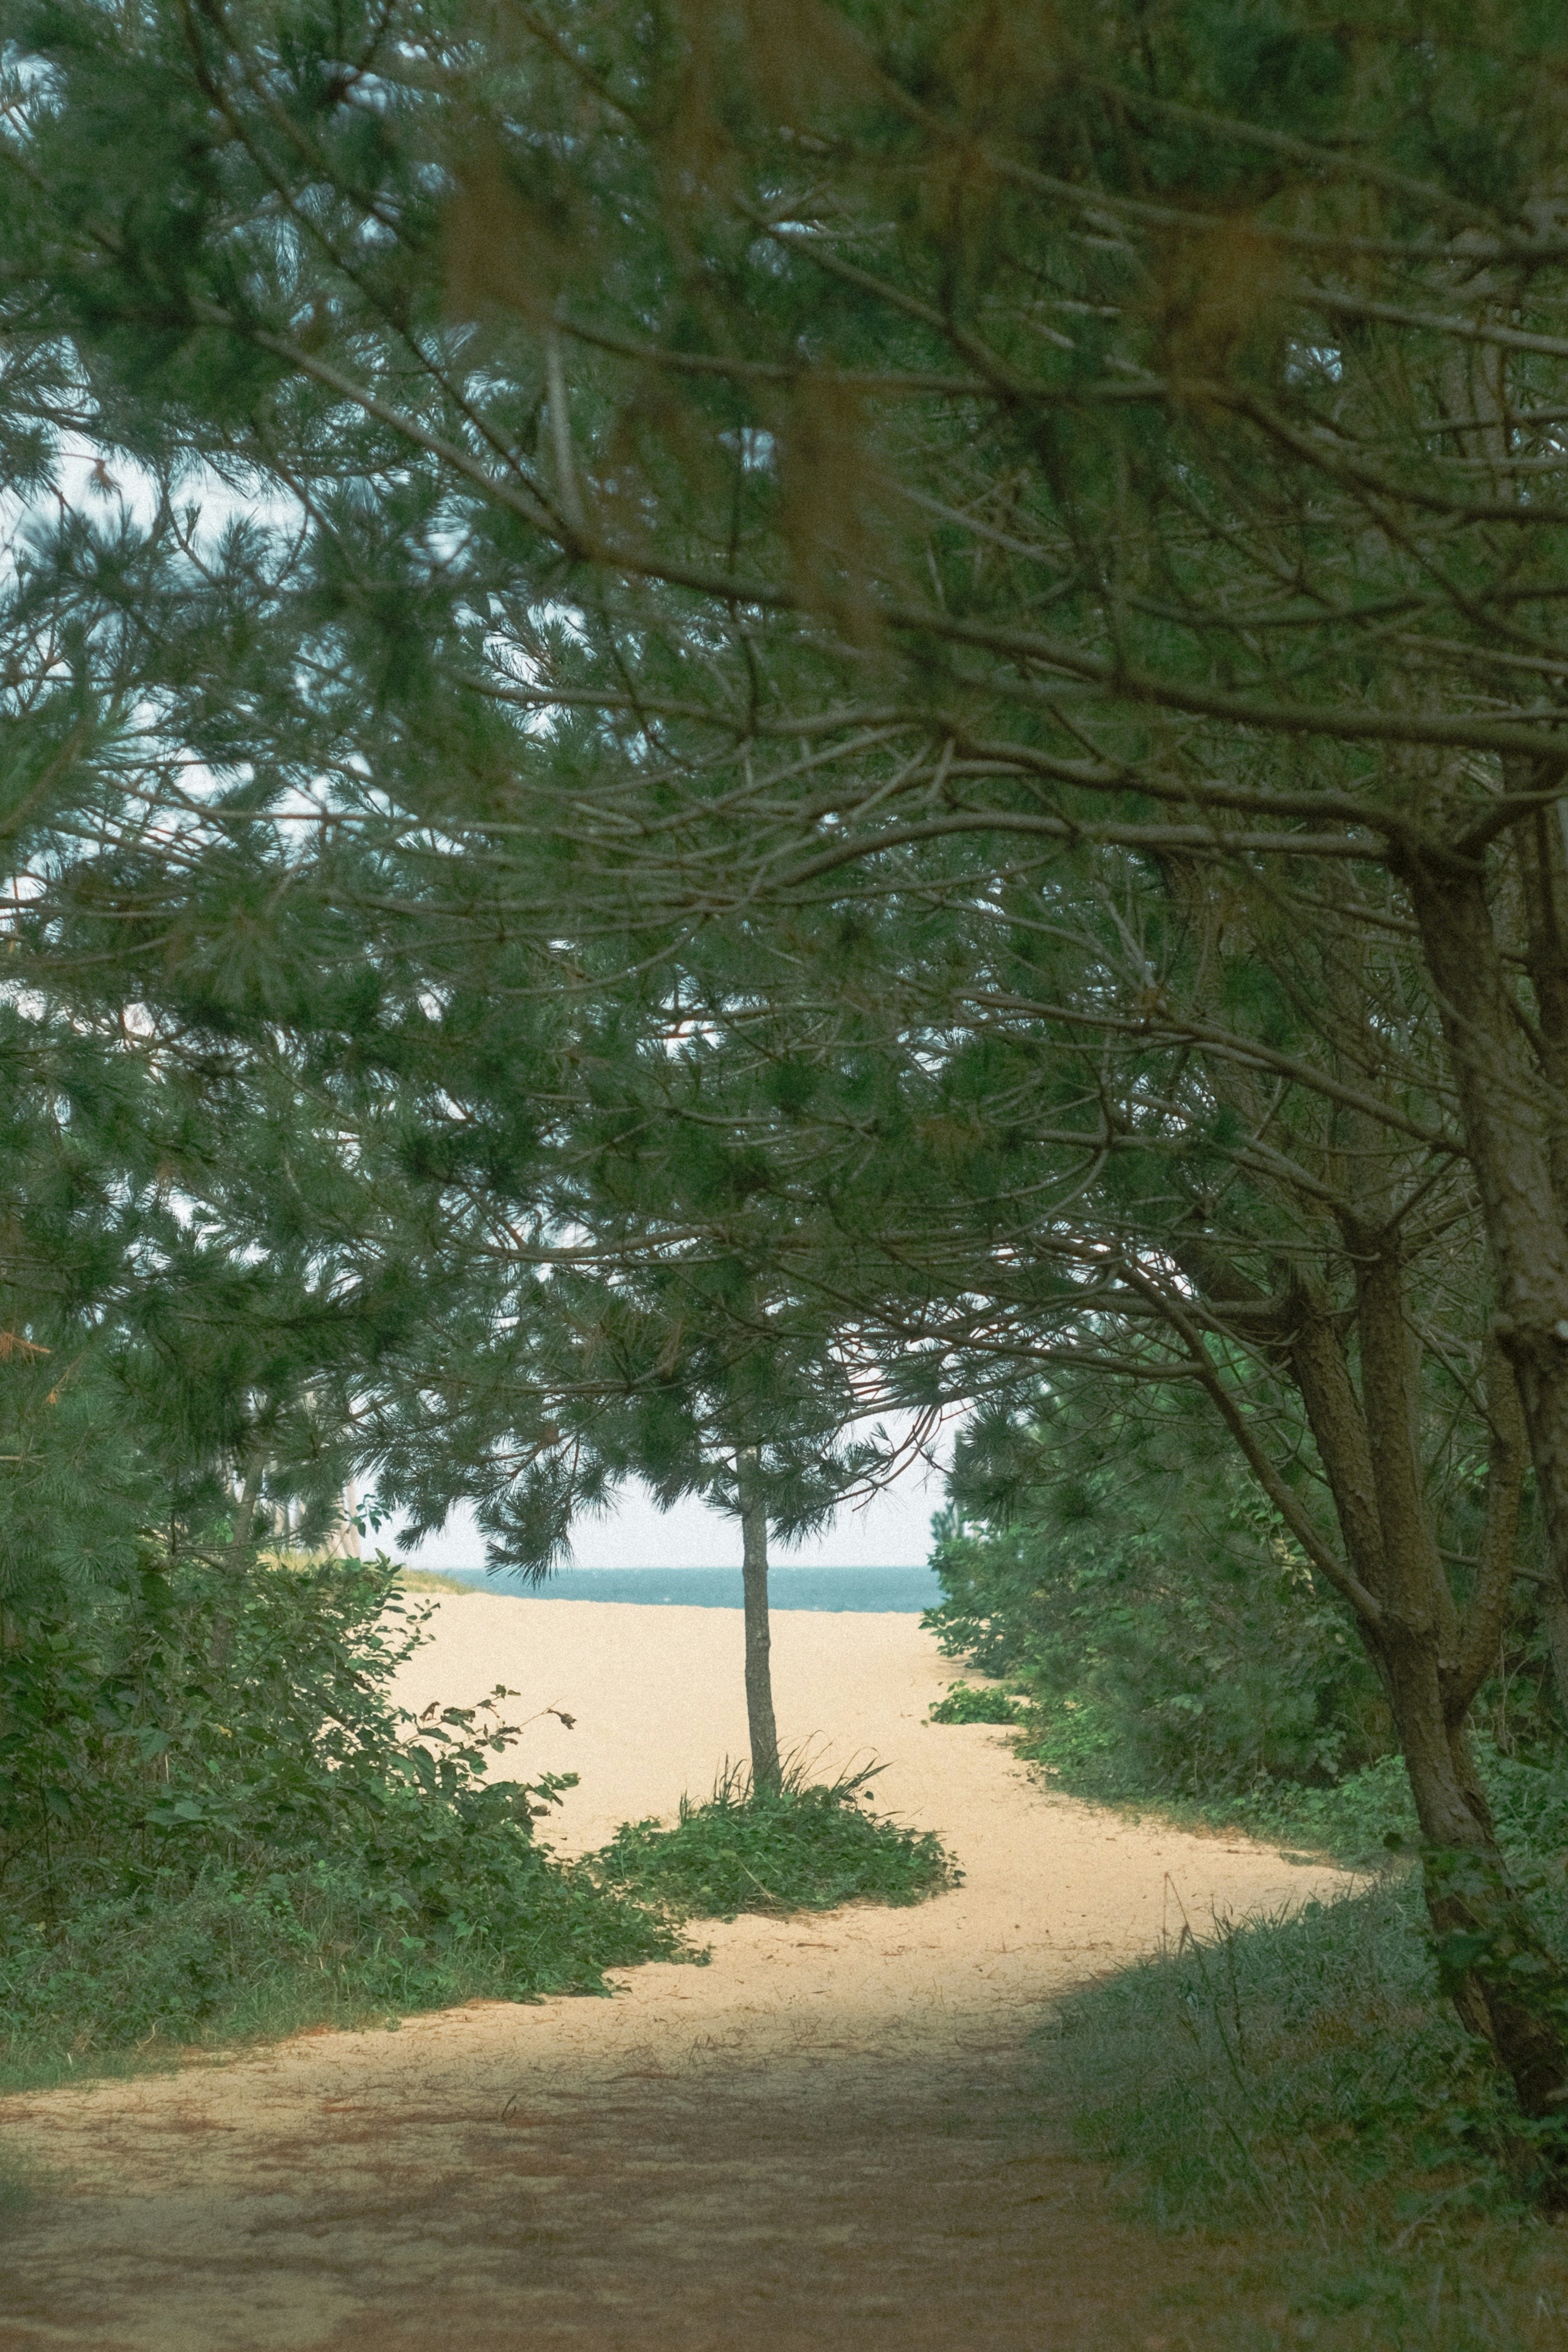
left=1038, top=1878, right=1568, bottom=2348
left=588, top=1755, right=956, bottom=1921
left=929, top=1679, right=1025, bottom=1725
left=1047, top=1880, right=1521, bottom=2229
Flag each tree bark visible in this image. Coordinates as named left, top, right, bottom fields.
left=1539, top=1577, right=1568, bottom=1726
left=1281, top=1256, right=1568, bottom=2119
left=736, top=1447, right=782, bottom=1792
left=1407, top=853, right=1568, bottom=1636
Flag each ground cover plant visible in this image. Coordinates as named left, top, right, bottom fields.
left=0, top=1552, right=958, bottom=2092
left=588, top=1756, right=954, bottom=1923
left=0, top=1554, right=681, bottom=2087
left=928, top=1682, right=1025, bottom=1727
left=926, top=1370, right=1568, bottom=1866
left=1040, top=1880, right=1568, bottom=2351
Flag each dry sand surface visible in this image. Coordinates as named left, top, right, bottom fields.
left=0, top=1596, right=1352, bottom=2352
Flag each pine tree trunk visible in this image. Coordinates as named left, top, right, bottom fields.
left=1375, top=1622, right=1568, bottom=2107
left=736, top=1448, right=781, bottom=1793
left=1407, top=853, right=1568, bottom=1654
left=1541, top=1579, right=1568, bottom=1727
left=211, top=1459, right=264, bottom=1673
left=1286, top=1257, right=1568, bottom=2126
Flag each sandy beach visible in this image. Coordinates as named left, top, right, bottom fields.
left=0, top=1596, right=1351, bottom=2351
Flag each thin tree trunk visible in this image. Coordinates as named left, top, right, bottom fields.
left=1377, top=1639, right=1568, bottom=2117
left=1540, top=1579, right=1568, bottom=1726
left=1407, top=853, right=1568, bottom=1645
left=211, top=1459, right=264, bottom=1673
left=736, top=1447, right=781, bottom=1793
left=1287, top=1261, right=1568, bottom=2120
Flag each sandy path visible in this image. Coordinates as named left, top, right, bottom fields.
left=0, top=1599, right=1349, bottom=2351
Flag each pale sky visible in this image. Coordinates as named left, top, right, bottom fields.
left=394, top=1415, right=955, bottom=1574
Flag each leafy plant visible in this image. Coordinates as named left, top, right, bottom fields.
left=1041, top=1878, right=1568, bottom=2344
left=588, top=1755, right=955, bottom=1922
left=927, top=1382, right=1390, bottom=1801
left=929, top=1681, right=1023, bottom=1726
left=0, top=1552, right=679, bottom=2073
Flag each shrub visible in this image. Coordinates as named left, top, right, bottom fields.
left=0, top=1551, right=677, bottom=2071
left=925, top=1437, right=1387, bottom=1798
left=588, top=1756, right=956, bottom=1921
left=929, top=1680, right=1024, bottom=1725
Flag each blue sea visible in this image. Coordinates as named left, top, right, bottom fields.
left=436, top=1563, right=942, bottom=1614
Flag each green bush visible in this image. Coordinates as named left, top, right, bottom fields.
left=926, top=1415, right=1387, bottom=1798
left=927, top=1376, right=1568, bottom=1834
left=0, top=1552, right=677, bottom=2073
left=589, top=1757, right=956, bottom=1921
left=929, top=1680, right=1024, bottom=1725
left=1009, top=1707, right=1568, bottom=1873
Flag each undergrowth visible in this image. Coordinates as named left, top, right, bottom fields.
left=0, top=1552, right=679, bottom=2089
left=0, top=1559, right=956, bottom=2094
left=1040, top=1878, right=1568, bottom=2348
left=1009, top=1683, right=1568, bottom=2340
left=929, top=1399, right=1568, bottom=2337
left=589, top=1755, right=956, bottom=1920
left=928, top=1680, right=1024, bottom=1725
left=1002, top=1688, right=1568, bottom=1870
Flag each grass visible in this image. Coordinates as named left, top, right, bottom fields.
left=1047, top=1878, right=1525, bottom=2231
left=588, top=1754, right=957, bottom=1921
left=1035, top=1872, right=1568, bottom=2348
left=991, top=1689, right=1568, bottom=2343
left=1002, top=1684, right=1568, bottom=1871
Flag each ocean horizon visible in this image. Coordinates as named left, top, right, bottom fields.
left=429, top=1562, right=943, bottom=1614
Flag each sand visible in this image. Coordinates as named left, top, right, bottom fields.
left=0, top=1597, right=1353, bottom=2351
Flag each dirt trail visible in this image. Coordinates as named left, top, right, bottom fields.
left=0, top=1599, right=1349, bottom=2350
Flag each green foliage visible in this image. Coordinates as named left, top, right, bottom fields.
left=0, top=1555, right=678, bottom=2069
left=1017, top=1725, right=1568, bottom=1881
left=927, top=1385, right=1389, bottom=1802
left=1042, top=1879, right=1568, bottom=2344
left=928, top=1679, right=1023, bottom=1725
left=588, top=1757, right=955, bottom=1922
left=1228, top=1744, right=1568, bottom=1873
left=928, top=1376, right=1568, bottom=1871
left=1047, top=1882, right=1524, bottom=2230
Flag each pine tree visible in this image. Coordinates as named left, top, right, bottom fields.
left=16, top=0, right=1568, bottom=2119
